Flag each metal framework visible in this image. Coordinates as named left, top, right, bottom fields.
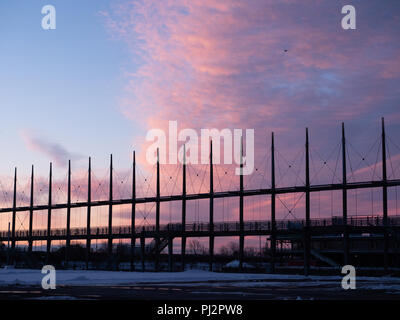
left=1, top=118, right=400, bottom=273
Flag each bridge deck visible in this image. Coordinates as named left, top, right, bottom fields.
left=2, top=215, right=399, bottom=242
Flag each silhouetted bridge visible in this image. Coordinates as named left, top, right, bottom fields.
left=3, top=215, right=400, bottom=240
left=1, top=118, right=400, bottom=274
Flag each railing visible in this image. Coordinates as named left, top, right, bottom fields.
left=2, top=215, right=399, bottom=239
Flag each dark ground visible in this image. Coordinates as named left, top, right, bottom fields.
left=0, top=281, right=399, bottom=300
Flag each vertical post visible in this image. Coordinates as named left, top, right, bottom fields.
left=342, top=123, right=349, bottom=266
left=11, top=168, right=17, bottom=252
left=65, top=160, right=71, bottom=268
left=108, top=154, right=113, bottom=257
left=28, top=165, right=34, bottom=253
left=181, top=145, right=187, bottom=271
left=304, top=129, right=310, bottom=276
left=168, top=237, right=173, bottom=272
left=271, top=133, right=276, bottom=273
left=131, top=151, right=136, bottom=271
left=65, top=160, right=71, bottom=267
left=155, top=148, right=160, bottom=271
left=46, top=162, right=52, bottom=264
left=86, top=157, right=91, bottom=270
left=141, top=235, right=145, bottom=272
left=382, top=117, right=388, bottom=271
left=239, top=137, right=244, bottom=272
left=209, top=141, right=214, bottom=271
left=6, top=222, right=10, bottom=265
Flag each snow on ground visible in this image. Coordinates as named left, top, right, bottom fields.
left=0, top=268, right=308, bottom=286
left=29, top=295, right=79, bottom=300
left=166, top=281, right=400, bottom=293
left=0, top=268, right=400, bottom=293
left=224, top=260, right=255, bottom=269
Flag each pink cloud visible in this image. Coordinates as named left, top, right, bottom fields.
left=3, top=1, right=400, bottom=234
left=103, top=0, right=400, bottom=148
left=20, top=130, right=83, bottom=167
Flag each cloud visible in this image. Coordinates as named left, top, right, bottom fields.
left=104, top=0, right=392, bottom=140
left=98, top=0, right=400, bottom=222
left=4, top=1, right=398, bottom=233
left=102, top=1, right=400, bottom=165
left=20, top=130, right=83, bottom=167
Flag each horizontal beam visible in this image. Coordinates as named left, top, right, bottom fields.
left=3, top=215, right=399, bottom=240
left=1, top=179, right=400, bottom=214
left=3, top=225, right=399, bottom=242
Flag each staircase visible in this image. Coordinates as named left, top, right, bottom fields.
left=310, top=249, right=340, bottom=268
left=388, top=228, right=400, bottom=241
left=146, top=238, right=169, bottom=254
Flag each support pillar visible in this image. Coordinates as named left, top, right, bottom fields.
left=239, top=137, right=244, bottom=272
left=86, top=157, right=91, bottom=270
left=46, top=163, right=52, bottom=264
left=382, top=118, right=389, bottom=271
left=10, top=168, right=17, bottom=265
left=141, top=235, right=145, bottom=272
left=108, top=154, right=113, bottom=257
left=65, top=160, right=71, bottom=268
left=209, top=141, right=214, bottom=271
left=131, top=151, right=136, bottom=271
left=342, top=123, right=349, bottom=266
left=6, top=222, right=10, bottom=265
left=155, top=149, right=160, bottom=271
left=304, top=129, right=310, bottom=276
left=181, top=145, right=187, bottom=271
left=168, top=237, right=173, bottom=272
left=28, top=165, right=34, bottom=253
left=11, top=168, right=17, bottom=252
left=271, top=133, right=276, bottom=273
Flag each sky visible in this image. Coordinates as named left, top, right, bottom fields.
left=0, top=0, right=400, bottom=236
left=0, top=0, right=134, bottom=176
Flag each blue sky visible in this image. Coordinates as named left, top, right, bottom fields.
left=0, top=1, right=137, bottom=177
left=0, top=0, right=399, bottom=244
left=0, top=0, right=399, bottom=222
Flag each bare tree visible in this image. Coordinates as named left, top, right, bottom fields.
left=218, top=241, right=240, bottom=257
left=188, top=239, right=206, bottom=255
left=228, top=241, right=239, bottom=256
left=218, top=245, right=230, bottom=256
left=245, top=247, right=258, bottom=257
